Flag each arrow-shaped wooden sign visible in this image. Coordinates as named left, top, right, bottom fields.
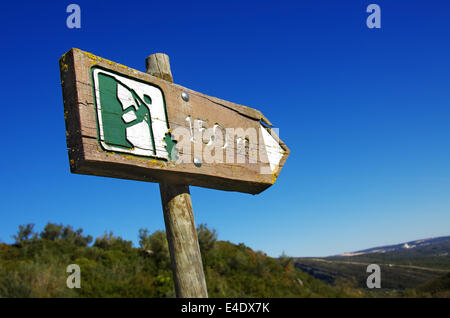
left=59, top=48, right=289, bottom=194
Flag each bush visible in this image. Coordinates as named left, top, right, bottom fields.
left=0, top=222, right=357, bottom=298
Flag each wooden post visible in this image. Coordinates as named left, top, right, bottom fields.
left=146, top=53, right=208, bottom=298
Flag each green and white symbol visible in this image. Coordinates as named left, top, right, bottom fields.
left=92, top=67, right=176, bottom=160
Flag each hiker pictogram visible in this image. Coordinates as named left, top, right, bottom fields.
left=92, top=68, right=172, bottom=159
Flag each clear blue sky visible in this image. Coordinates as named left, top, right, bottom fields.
left=0, top=0, right=449, bottom=257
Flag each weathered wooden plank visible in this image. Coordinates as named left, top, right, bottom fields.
left=59, top=48, right=289, bottom=194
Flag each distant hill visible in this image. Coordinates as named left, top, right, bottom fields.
left=337, top=236, right=450, bottom=258
left=294, top=236, right=450, bottom=292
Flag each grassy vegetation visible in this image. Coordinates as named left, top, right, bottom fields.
left=0, top=222, right=355, bottom=298
left=294, top=258, right=445, bottom=290
left=413, top=273, right=450, bottom=297
left=1, top=223, right=448, bottom=298
left=294, top=239, right=450, bottom=296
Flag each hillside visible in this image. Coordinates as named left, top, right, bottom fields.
left=333, top=236, right=450, bottom=269
left=0, top=223, right=351, bottom=298
left=294, top=236, right=450, bottom=293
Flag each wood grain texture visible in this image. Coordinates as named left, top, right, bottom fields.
left=160, top=183, right=208, bottom=298
left=146, top=53, right=173, bottom=82
left=149, top=53, right=208, bottom=298
left=59, top=48, right=289, bottom=194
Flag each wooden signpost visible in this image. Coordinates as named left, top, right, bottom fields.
left=59, top=48, right=290, bottom=297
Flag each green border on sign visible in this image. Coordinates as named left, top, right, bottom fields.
left=90, top=65, right=171, bottom=161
